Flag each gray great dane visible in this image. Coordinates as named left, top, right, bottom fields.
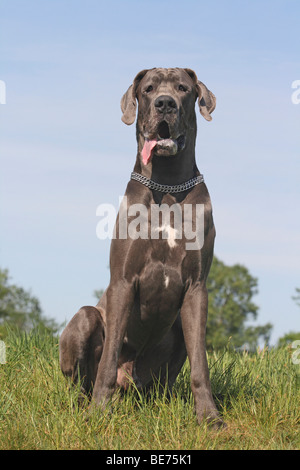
left=59, top=67, right=224, bottom=428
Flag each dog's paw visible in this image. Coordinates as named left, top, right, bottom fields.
left=196, top=408, right=226, bottom=430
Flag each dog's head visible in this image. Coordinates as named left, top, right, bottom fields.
left=121, top=68, right=216, bottom=165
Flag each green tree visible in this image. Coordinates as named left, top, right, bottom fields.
left=276, top=288, right=300, bottom=346
left=94, top=289, right=104, bottom=302
left=0, top=268, right=60, bottom=337
left=292, top=287, right=300, bottom=307
left=277, top=331, right=300, bottom=347
left=206, top=257, right=272, bottom=350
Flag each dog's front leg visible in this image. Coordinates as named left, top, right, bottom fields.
left=180, top=282, right=224, bottom=428
left=91, top=281, right=134, bottom=409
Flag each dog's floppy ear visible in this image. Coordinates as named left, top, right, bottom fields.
left=196, top=81, right=216, bottom=121
left=184, top=69, right=216, bottom=121
left=121, top=69, right=149, bottom=125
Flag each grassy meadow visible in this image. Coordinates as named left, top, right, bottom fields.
left=0, top=328, right=299, bottom=450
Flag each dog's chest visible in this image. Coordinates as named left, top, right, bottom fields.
left=140, top=258, right=183, bottom=303
left=138, top=258, right=184, bottom=334
left=125, top=260, right=184, bottom=352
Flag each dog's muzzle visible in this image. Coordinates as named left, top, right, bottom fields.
left=141, top=94, right=186, bottom=165
left=142, top=120, right=185, bottom=165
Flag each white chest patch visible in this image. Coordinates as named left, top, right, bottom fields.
left=156, top=223, right=178, bottom=248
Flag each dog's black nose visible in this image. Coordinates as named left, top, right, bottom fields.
left=154, top=95, right=177, bottom=113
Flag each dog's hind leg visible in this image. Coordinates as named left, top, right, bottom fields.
left=59, top=306, right=105, bottom=396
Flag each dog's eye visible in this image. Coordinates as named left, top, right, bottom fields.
left=145, top=85, right=153, bottom=93
left=179, top=84, right=187, bottom=92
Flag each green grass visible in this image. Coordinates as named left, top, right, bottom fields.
left=0, top=328, right=299, bottom=450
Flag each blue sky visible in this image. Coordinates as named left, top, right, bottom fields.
left=0, top=0, right=299, bottom=344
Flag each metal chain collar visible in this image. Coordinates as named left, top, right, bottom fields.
left=130, top=172, right=204, bottom=193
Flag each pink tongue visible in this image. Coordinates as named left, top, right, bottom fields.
left=141, top=139, right=157, bottom=165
